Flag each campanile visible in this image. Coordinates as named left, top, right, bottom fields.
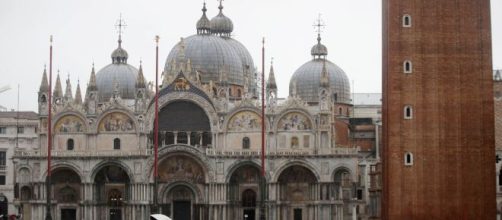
left=382, top=0, right=496, bottom=219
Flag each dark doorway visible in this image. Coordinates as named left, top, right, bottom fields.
left=173, top=201, right=191, bottom=220
left=110, top=208, right=122, bottom=220
left=243, top=209, right=255, bottom=220
left=294, top=208, right=302, bottom=220
left=0, top=197, right=7, bottom=218
left=61, top=208, right=77, bottom=220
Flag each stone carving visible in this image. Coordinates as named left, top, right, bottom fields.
left=278, top=112, right=312, bottom=131
left=159, top=155, right=205, bottom=183
left=55, top=115, right=85, bottom=133
left=228, top=111, right=261, bottom=131
left=98, top=112, right=135, bottom=132
left=174, top=77, right=190, bottom=91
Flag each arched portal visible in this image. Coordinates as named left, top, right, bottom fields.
left=157, top=101, right=212, bottom=147
left=51, top=167, right=81, bottom=220
left=277, top=165, right=317, bottom=220
left=94, top=165, right=131, bottom=220
left=158, top=154, right=207, bottom=220
left=227, top=164, right=262, bottom=220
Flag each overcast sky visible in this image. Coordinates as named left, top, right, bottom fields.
left=1, top=0, right=501, bottom=111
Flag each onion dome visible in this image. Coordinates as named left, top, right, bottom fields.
left=311, top=34, right=328, bottom=58
left=111, top=37, right=129, bottom=64
left=96, top=37, right=138, bottom=101
left=196, top=3, right=211, bottom=34
left=289, top=36, right=350, bottom=104
left=210, top=2, right=233, bottom=36
left=164, top=35, right=244, bottom=86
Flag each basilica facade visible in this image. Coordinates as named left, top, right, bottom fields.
left=12, top=3, right=376, bottom=220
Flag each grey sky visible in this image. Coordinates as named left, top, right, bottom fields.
left=0, top=0, right=501, bottom=111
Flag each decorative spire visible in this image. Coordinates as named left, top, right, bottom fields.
left=196, top=2, right=211, bottom=34
left=39, top=65, right=49, bottom=92
left=177, top=37, right=186, bottom=61
left=87, top=63, right=98, bottom=91
left=266, top=58, right=277, bottom=90
left=64, top=74, right=73, bottom=101
left=74, top=80, right=82, bottom=105
left=495, top=70, right=502, bottom=81
left=53, top=72, right=63, bottom=98
left=136, top=60, right=146, bottom=88
left=320, top=59, right=330, bottom=88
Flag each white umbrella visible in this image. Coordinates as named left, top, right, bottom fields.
left=150, top=214, right=172, bottom=220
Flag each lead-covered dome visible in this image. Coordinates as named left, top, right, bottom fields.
left=165, top=35, right=244, bottom=85
left=96, top=38, right=138, bottom=101
left=289, top=36, right=350, bottom=104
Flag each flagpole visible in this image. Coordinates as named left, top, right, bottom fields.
left=45, top=35, right=53, bottom=220
left=260, top=37, right=266, bottom=220
left=153, top=35, right=160, bottom=213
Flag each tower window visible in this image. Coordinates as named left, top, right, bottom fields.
left=403, top=60, right=413, bottom=73
left=339, top=107, right=343, bottom=115
left=67, top=139, right=74, bottom=151
left=402, top=15, right=412, bottom=27
left=404, top=105, right=413, bottom=119
left=404, top=152, right=413, bottom=166
left=113, top=138, right=121, bottom=150
left=242, top=137, right=250, bottom=149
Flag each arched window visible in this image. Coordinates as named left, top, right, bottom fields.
left=113, top=138, right=121, bottom=150
left=403, top=14, right=412, bottom=27
left=403, top=60, right=413, bottom=73
left=404, top=105, right=413, bottom=119
left=165, top=132, right=175, bottom=145
left=237, top=89, right=242, bottom=98
left=404, top=152, right=413, bottom=166
left=242, top=137, right=250, bottom=149
left=67, top=139, right=74, bottom=151
left=339, top=107, right=343, bottom=115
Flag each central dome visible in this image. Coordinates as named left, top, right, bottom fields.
left=164, top=35, right=244, bottom=85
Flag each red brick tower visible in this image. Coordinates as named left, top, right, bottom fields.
left=382, top=0, right=496, bottom=219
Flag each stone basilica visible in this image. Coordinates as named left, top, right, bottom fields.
left=12, top=3, right=377, bottom=220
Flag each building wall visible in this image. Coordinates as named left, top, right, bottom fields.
left=383, top=0, right=496, bottom=219
left=0, top=113, right=38, bottom=217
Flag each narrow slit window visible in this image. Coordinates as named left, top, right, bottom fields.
left=404, top=60, right=413, bottom=73
left=403, top=15, right=412, bottom=27
left=114, top=138, right=121, bottom=150
left=242, top=137, right=250, bottom=149
left=404, top=152, right=413, bottom=166
left=404, top=105, right=413, bottom=119
left=67, top=139, right=74, bottom=151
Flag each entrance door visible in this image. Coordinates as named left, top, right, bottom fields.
left=243, top=209, right=255, bottom=220
left=61, top=208, right=77, bottom=220
left=294, top=208, right=302, bottom=220
left=110, top=208, right=122, bottom=220
left=173, top=201, right=191, bottom=220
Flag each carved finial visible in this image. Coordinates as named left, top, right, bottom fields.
left=50, top=35, right=53, bottom=45
left=218, top=0, right=224, bottom=11
left=155, top=35, right=160, bottom=46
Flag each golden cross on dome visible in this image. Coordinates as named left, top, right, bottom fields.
left=115, top=14, right=127, bottom=37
